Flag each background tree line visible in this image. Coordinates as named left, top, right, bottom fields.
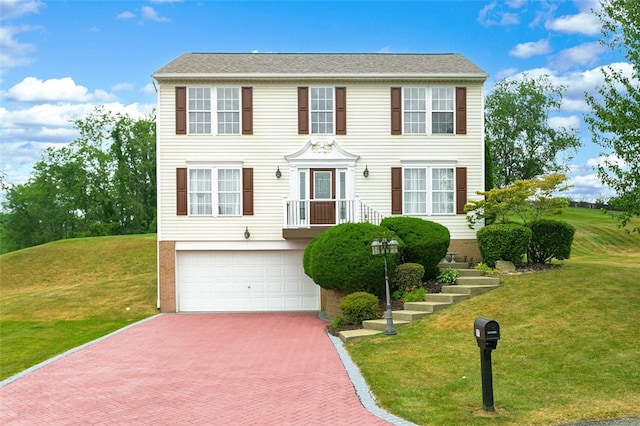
left=1, top=1, right=637, bottom=253
left=0, top=107, right=156, bottom=253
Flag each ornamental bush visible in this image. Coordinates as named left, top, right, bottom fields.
left=304, top=222, right=403, bottom=297
left=340, top=292, right=379, bottom=325
left=393, top=263, right=425, bottom=293
left=380, top=216, right=450, bottom=279
left=477, top=223, right=532, bottom=267
left=527, top=219, right=576, bottom=264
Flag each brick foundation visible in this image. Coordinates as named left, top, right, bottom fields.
left=321, top=288, right=348, bottom=320
left=447, top=239, right=482, bottom=265
left=159, top=241, right=176, bottom=312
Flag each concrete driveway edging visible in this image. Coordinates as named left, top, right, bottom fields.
left=327, top=333, right=419, bottom=426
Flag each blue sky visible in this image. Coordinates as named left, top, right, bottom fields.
left=0, top=0, right=632, bottom=202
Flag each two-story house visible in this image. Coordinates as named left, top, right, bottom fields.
left=152, top=53, right=488, bottom=313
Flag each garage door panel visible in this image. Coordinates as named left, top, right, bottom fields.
left=177, top=250, right=319, bottom=312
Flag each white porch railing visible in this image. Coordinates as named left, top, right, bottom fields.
left=284, top=198, right=385, bottom=228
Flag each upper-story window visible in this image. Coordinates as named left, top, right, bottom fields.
left=392, top=86, right=464, bottom=136
left=403, top=87, right=454, bottom=135
left=187, top=87, right=240, bottom=135
left=310, top=87, right=334, bottom=135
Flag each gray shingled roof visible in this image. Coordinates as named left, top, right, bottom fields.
left=152, top=53, right=487, bottom=79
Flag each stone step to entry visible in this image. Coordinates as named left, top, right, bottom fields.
left=338, top=269, right=501, bottom=343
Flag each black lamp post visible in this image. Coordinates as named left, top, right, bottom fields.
left=371, top=237, right=399, bottom=336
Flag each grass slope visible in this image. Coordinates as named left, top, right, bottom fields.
left=0, top=235, right=157, bottom=380
left=346, top=208, right=640, bottom=425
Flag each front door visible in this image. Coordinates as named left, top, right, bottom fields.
left=310, top=169, right=335, bottom=224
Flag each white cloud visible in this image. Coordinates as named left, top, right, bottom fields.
left=478, top=1, right=521, bottom=26
left=116, top=10, right=135, bottom=20
left=0, top=0, right=43, bottom=20
left=549, top=115, right=581, bottom=131
left=552, top=42, right=606, bottom=70
left=510, top=39, right=551, bottom=58
left=140, top=83, right=156, bottom=96
left=2, top=77, right=121, bottom=103
left=141, top=6, right=170, bottom=23
left=545, top=8, right=601, bottom=35
left=111, top=82, right=134, bottom=93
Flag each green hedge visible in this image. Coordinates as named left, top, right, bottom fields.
left=304, top=222, right=403, bottom=297
left=477, top=223, right=531, bottom=267
left=528, top=219, right=576, bottom=264
left=340, top=292, right=379, bottom=325
left=380, top=216, right=450, bottom=279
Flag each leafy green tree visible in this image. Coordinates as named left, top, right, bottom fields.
left=465, top=173, right=570, bottom=229
left=585, top=0, right=640, bottom=232
left=1, top=107, right=156, bottom=252
left=485, top=74, right=581, bottom=188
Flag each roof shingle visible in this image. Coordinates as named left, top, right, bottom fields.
left=152, top=53, right=487, bottom=79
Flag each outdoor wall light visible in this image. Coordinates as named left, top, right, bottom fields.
left=371, top=237, right=399, bottom=335
left=363, top=165, right=369, bottom=178
left=276, top=166, right=282, bottom=179
left=244, top=226, right=250, bottom=239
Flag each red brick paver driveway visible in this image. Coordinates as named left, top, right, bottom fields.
left=0, top=313, right=391, bottom=425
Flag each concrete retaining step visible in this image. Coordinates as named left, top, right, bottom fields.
left=456, top=269, right=485, bottom=277
left=403, top=301, right=451, bottom=313
left=456, top=276, right=500, bottom=286
left=392, top=310, right=430, bottom=321
left=362, top=318, right=410, bottom=331
left=442, top=284, right=499, bottom=296
left=338, top=328, right=383, bottom=342
left=423, top=293, right=471, bottom=304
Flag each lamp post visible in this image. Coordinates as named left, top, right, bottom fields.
left=371, top=237, right=399, bottom=336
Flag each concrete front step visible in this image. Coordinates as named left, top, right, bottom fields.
left=339, top=328, right=383, bottom=342
left=423, top=293, right=471, bottom=304
left=362, top=318, right=410, bottom=331
left=392, top=310, right=430, bottom=321
left=456, top=269, right=485, bottom=277
left=439, top=261, right=469, bottom=269
left=403, top=301, right=452, bottom=313
left=442, top=284, right=499, bottom=296
left=456, top=276, right=500, bottom=286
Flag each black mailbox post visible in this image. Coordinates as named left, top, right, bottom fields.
left=474, top=317, right=500, bottom=412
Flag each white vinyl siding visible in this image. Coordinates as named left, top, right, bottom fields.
left=157, top=81, right=485, bottom=242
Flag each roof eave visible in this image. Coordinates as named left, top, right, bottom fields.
left=151, top=72, right=489, bottom=81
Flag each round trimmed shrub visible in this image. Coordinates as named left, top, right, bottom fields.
left=477, top=223, right=531, bottom=267
left=527, top=218, right=576, bottom=264
left=393, top=263, right=425, bottom=292
left=340, top=292, right=379, bottom=325
left=380, top=216, right=450, bottom=279
left=304, top=222, right=403, bottom=297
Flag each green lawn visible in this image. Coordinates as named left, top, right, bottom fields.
left=0, top=235, right=157, bottom=380
left=1, top=209, right=639, bottom=426
left=346, top=207, right=640, bottom=425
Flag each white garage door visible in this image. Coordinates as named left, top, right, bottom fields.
left=177, top=250, right=319, bottom=312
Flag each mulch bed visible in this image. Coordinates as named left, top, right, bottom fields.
left=325, top=264, right=560, bottom=336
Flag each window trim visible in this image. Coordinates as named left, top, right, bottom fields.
left=401, top=161, right=456, bottom=216
left=186, top=86, right=242, bottom=136
left=309, top=86, right=335, bottom=135
left=401, top=86, right=456, bottom=136
left=187, top=163, right=243, bottom=217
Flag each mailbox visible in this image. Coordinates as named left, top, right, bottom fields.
left=474, top=317, right=500, bottom=350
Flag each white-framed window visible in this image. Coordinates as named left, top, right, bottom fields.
left=188, top=87, right=240, bottom=135
left=188, top=166, right=241, bottom=216
left=403, top=165, right=455, bottom=215
left=310, top=87, right=334, bottom=135
left=403, top=87, right=454, bottom=135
